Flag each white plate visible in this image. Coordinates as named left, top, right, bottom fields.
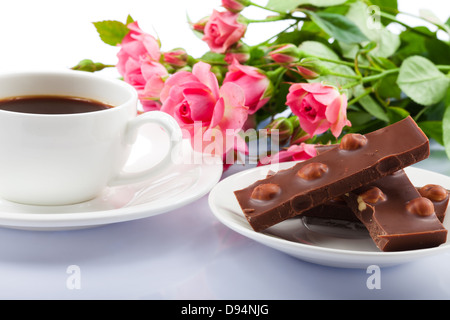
left=0, top=124, right=223, bottom=231
left=208, top=163, right=450, bottom=269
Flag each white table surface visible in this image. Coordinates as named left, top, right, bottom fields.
left=0, top=0, right=449, bottom=301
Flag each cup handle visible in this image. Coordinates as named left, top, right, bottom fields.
left=108, top=111, right=183, bottom=186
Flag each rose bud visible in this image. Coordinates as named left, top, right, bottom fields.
left=290, top=127, right=311, bottom=145
left=222, top=0, right=250, bottom=13
left=191, top=16, right=209, bottom=33
left=269, top=44, right=300, bottom=64
left=295, top=58, right=329, bottom=80
left=265, top=117, right=294, bottom=145
left=71, top=59, right=111, bottom=72
left=163, top=48, right=188, bottom=68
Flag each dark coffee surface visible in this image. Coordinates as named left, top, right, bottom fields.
left=0, top=95, right=113, bottom=114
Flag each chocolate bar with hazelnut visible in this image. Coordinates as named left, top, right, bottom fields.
left=268, top=171, right=448, bottom=226
left=303, top=146, right=449, bottom=224
left=265, top=169, right=360, bottom=222
left=344, top=170, right=447, bottom=251
left=301, top=185, right=449, bottom=224
left=234, top=116, right=430, bottom=232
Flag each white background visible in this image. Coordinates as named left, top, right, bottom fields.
left=0, top=0, right=449, bottom=301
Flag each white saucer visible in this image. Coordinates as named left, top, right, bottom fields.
left=208, top=163, right=450, bottom=269
left=0, top=124, right=223, bottom=231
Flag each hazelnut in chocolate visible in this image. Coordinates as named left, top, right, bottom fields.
left=418, top=184, right=449, bottom=223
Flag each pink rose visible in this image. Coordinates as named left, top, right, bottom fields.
left=286, top=82, right=351, bottom=138
left=160, top=61, right=249, bottom=156
left=258, top=143, right=317, bottom=166
left=117, top=21, right=167, bottom=109
left=223, top=59, right=272, bottom=114
left=202, top=10, right=247, bottom=54
left=141, top=100, right=162, bottom=112
left=117, top=21, right=161, bottom=71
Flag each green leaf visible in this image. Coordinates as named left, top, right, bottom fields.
left=199, top=52, right=226, bottom=64
left=275, top=28, right=329, bottom=46
left=393, top=27, right=450, bottom=66
left=298, top=40, right=341, bottom=61
left=93, top=20, right=130, bottom=46
left=386, top=106, right=409, bottom=123
left=442, top=91, right=450, bottom=159
left=397, top=56, right=450, bottom=106
left=354, top=85, right=389, bottom=122
left=372, top=58, right=401, bottom=100
left=345, top=1, right=400, bottom=58
left=266, top=0, right=347, bottom=12
left=126, top=15, right=134, bottom=25
left=377, top=73, right=401, bottom=100
left=347, top=111, right=374, bottom=127
left=299, top=0, right=348, bottom=5
left=306, top=10, right=369, bottom=44
left=298, top=41, right=358, bottom=94
left=418, top=121, right=443, bottom=145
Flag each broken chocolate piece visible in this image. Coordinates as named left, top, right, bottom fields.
left=345, top=170, right=447, bottom=251
left=234, top=116, right=430, bottom=232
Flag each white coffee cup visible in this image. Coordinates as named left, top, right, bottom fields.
left=0, top=70, right=183, bottom=205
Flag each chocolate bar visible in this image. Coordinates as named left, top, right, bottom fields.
left=301, top=185, right=448, bottom=225
left=344, top=170, right=447, bottom=251
left=307, top=146, right=449, bottom=224
left=234, top=116, right=430, bottom=232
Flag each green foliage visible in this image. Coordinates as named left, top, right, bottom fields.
left=267, top=0, right=348, bottom=11
left=397, top=56, right=450, bottom=107
left=305, top=11, right=369, bottom=44
left=81, top=1, right=450, bottom=157
left=93, top=19, right=131, bottom=46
